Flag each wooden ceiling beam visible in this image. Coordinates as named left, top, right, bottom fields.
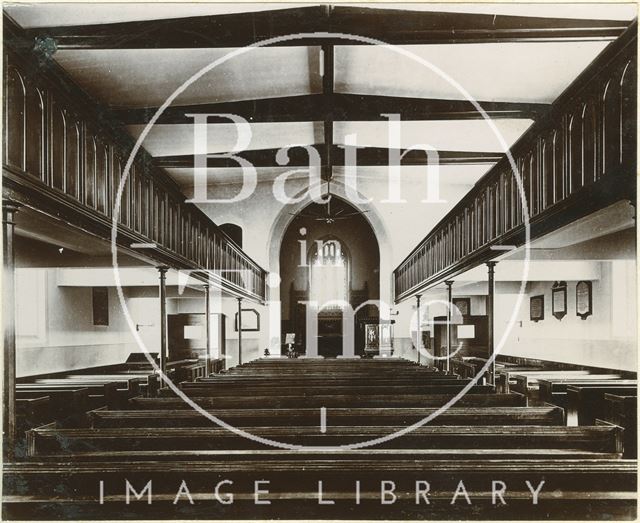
left=322, top=39, right=335, bottom=181
left=113, top=94, right=549, bottom=125
left=22, top=5, right=630, bottom=49
left=154, top=147, right=503, bottom=169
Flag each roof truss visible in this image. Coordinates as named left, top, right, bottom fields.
left=153, top=147, right=503, bottom=169
left=22, top=5, right=630, bottom=49
left=114, top=94, right=549, bottom=124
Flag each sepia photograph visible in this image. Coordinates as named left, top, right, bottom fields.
left=1, top=1, right=638, bottom=520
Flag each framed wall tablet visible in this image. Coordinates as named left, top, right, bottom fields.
left=530, top=295, right=544, bottom=322
left=576, top=280, right=593, bottom=319
left=92, top=287, right=109, bottom=326
left=234, top=308, right=260, bottom=332
left=452, top=297, right=471, bottom=317
left=552, top=281, right=568, bottom=320
left=457, top=324, right=476, bottom=339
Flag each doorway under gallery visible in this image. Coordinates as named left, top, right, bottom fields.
left=279, top=196, right=380, bottom=358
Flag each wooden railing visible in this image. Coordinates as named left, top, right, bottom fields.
left=394, top=23, right=637, bottom=303
left=2, top=19, right=266, bottom=302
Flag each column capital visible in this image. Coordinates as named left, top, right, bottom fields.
left=237, top=296, right=243, bottom=302
left=486, top=261, right=498, bottom=268
left=3, top=200, right=22, bottom=223
left=444, top=280, right=454, bottom=287
left=203, top=283, right=210, bottom=290
left=157, top=266, right=170, bottom=274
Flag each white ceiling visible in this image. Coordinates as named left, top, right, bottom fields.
left=4, top=3, right=307, bottom=28
left=165, top=166, right=312, bottom=187
left=165, top=163, right=494, bottom=188
left=127, top=118, right=531, bottom=157
left=127, top=122, right=324, bottom=156
left=335, top=41, right=613, bottom=104
left=333, top=164, right=494, bottom=185
left=5, top=2, right=636, bottom=29
left=52, top=40, right=613, bottom=108
left=334, top=119, right=534, bottom=152
left=343, top=3, right=637, bottom=20
left=54, top=47, right=322, bottom=108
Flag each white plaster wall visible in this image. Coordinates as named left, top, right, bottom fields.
left=16, top=268, right=139, bottom=377
left=495, top=261, right=637, bottom=371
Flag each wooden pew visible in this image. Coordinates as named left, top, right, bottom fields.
left=216, top=367, right=446, bottom=376
left=539, top=378, right=636, bottom=408
left=171, top=383, right=495, bottom=397
left=35, top=376, right=144, bottom=396
left=128, top=392, right=527, bottom=410
left=236, top=358, right=419, bottom=365
left=4, top=485, right=636, bottom=521
left=16, top=386, right=90, bottom=421
left=38, top=373, right=161, bottom=398
left=603, top=394, right=637, bottom=458
left=606, top=394, right=637, bottom=426
left=6, top=457, right=635, bottom=494
left=449, top=357, right=517, bottom=381
left=175, top=362, right=207, bottom=383
left=16, top=396, right=51, bottom=433
left=23, top=380, right=126, bottom=408
left=496, top=366, right=548, bottom=393
left=220, top=370, right=446, bottom=379
left=88, top=406, right=564, bottom=429
left=226, top=361, right=429, bottom=374
left=24, top=447, right=623, bottom=462
left=451, top=359, right=479, bottom=379
left=192, top=376, right=465, bottom=387
left=198, top=368, right=454, bottom=377
left=206, top=357, right=225, bottom=375
left=509, top=371, right=598, bottom=395
left=27, top=424, right=621, bottom=455
left=566, top=384, right=638, bottom=426
left=10, top=356, right=636, bottom=521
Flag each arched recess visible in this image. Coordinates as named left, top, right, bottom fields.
left=266, top=180, right=393, bottom=353
left=308, top=235, right=350, bottom=309
left=220, top=223, right=243, bottom=248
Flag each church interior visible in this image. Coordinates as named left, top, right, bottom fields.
left=2, top=3, right=638, bottom=520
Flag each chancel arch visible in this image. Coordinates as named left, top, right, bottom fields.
left=279, top=197, right=381, bottom=358
left=267, top=179, right=393, bottom=353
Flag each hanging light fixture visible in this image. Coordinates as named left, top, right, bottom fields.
left=290, top=178, right=368, bottom=224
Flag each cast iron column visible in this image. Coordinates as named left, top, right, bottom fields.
left=486, top=262, right=497, bottom=386
left=237, top=297, right=243, bottom=366
left=157, top=267, right=169, bottom=376
left=415, top=294, right=422, bottom=365
left=204, top=283, right=211, bottom=374
left=444, top=280, right=454, bottom=374
left=3, top=201, right=20, bottom=459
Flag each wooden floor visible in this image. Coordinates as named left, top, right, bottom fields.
left=3, top=358, right=637, bottom=520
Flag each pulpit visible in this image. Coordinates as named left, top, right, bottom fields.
left=363, top=320, right=394, bottom=358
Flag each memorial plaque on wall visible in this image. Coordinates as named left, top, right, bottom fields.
left=576, top=280, right=593, bottom=319
left=530, top=295, right=544, bottom=322
left=234, top=308, right=260, bottom=331
left=453, top=297, right=471, bottom=317
left=552, top=281, right=568, bottom=320
left=92, top=287, right=109, bottom=326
